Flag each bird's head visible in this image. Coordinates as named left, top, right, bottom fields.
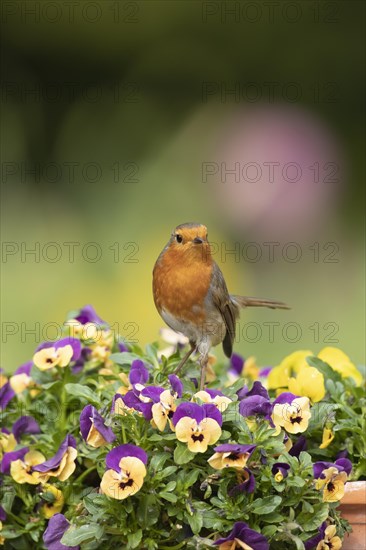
left=167, top=223, right=211, bottom=263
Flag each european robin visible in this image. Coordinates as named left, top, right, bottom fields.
left=153, top=223, right=289, bottom=389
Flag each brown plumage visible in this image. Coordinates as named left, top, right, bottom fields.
left=153, top=223, right=289, bottom=388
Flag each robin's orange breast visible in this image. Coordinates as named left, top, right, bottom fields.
left=153, top=250, right=213, bottom=325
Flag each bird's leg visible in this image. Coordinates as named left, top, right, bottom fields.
left=173, top=343, right=196, bottom=375
left=199, top=353, right=209, bottom=391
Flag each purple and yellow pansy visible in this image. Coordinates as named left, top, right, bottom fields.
left=271, top=392, right=311, bottom=434
left=208, top=443, right=256, bottom=470
left=172, top=402, right=222, bottom=453
left=313, top=458, right=352, bottom=502
left=214, top=521, right=269, bottom=550
left=79, top=405, right=116, bottom=448
left=271, top=462, right=291, bottom=482
left=33, top=435, right=78, bottom=482
left=100, top=444, right=147, bottom=500
left=193, top=389, right=232, bottom=413
left=33, top=338, right=81, bottom=371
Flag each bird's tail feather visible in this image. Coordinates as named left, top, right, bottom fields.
left=231, top=295, right=290, bottom=310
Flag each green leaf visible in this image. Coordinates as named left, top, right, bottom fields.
left=127, top=529, right=142, bottom=549
left=61, top=524, right=104, bottom=545
left=182, top=469, right=200, bottom=488
left=251, top=495, right=282, bottom=515
left=159, top=492, right=178, bottom=503
left=174, top=443, right=195, bottom=465
left=186, top=511, right=203, bottom=534
left=110, top=352, right=141, bottom=365
left=64, top=383, right=99, bottom=405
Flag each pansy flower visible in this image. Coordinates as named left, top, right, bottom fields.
left=9, top=361, right=33, bottom=394
left=111, top=393, right=136, bottom=416
left=229, top=468, right=256, bottom=496
left=305, top=522, right=342, bottom=550
left=100, top=444, right=147, bottom=500
left=318, top=346, right=363, bottom=385
left=319, top=426, right=335, bottom=449
left=289, top=435, right=307, bottom=457
left=272, top=462, right=291, bottom=482
left=208, top=444, right=256, bottom=470
left=313, top=458, right=352, bottom=502
left=0, top=429, right=17, bottom=458
left=10, top=449, right=46, bottom=484
left=40, top=484, right=65, bottom=518
left=33, top=435, right=77, bottom=482
left=43, top=513, right=80, bottom=550
left=271, top=393, right=311, bottom=434
left=172, top=403, right=222, bottom=453
left=0, top=446, right=29, bottom=474
left=214, top=521, right=269, bottom=550
left=33, top=338, right=81, bottom=371
left=268, top=350, right=313, bottom=391
left=288, top=366, right=325, bottom=403
left=12, top=415, right=41, bottom=441
left=80, top=405, right=116, bottom=448
left=151, top=389, right=177, bottom=431
left=193, top=389, right=232, bottom=413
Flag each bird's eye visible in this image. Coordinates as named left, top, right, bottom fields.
left=176, top=234, right=183, bottom=243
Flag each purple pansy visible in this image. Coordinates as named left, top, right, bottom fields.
left=12, top=416, right=41, bottom=441
left=43, top=513, right=80, bottom=550
left=80, top=405, right=116, bottom=447
left=289, top=435, right=307, bottom=456
left=36, top=338, right=82, bottom=362
left=129, top=360, right=149, bottom=386
left=0, top=382, right=15, bottom=410
left=304, top=522, right=327, bottom=550
left=214, top=522, right=269, bottom=550
left=229, top=468, right=256, bottom=496
left=105, top=444, right=148, bottom=472
left=238, top=381, right=270, bottom=401
left=74, top=305, right=106, bottom=327
left=168, top=374, right=183, bottom=397
left=0, top=447, right=29, bottom=474
left=272, top=462, right=291, bottom=480
left=33, top=435, right=77, bottom=475
left=172, top=402, right=223, bottom=427
left=239, top=395, right=272, bottom=418
left=313, top=458, right=352, bottom=479
left=229, top=353, right=244, bottom=376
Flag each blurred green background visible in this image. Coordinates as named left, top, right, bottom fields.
left=1, top=0, right=365, bottom=371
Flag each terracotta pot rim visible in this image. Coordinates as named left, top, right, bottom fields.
left=341, top=480, right=366, bottom=505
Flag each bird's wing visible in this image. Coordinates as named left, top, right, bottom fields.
left=210, top=262, right=239, bottom=358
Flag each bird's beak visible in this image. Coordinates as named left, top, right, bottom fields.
left=193, top=237, right=204, bottom=244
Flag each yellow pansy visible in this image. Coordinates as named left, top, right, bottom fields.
left=41, top=485, right=64, bottom=518
left=318, top=347, right=363, bottom=385
left=193, top=391, right=232, bottom=413
left=272, top=396, right=311, bottom=434
left=268, top=350, right=313, bottom=390
left=288, top=366, right=325, bottom=403
left=10, top=450, right=46, bottom=485
left=319, top=427, right=335, bottom=449
left=33, top=346, right=73, bottom=370
left=316, top=525, right=342, bottom=550
left=101, top=457, right=146, bottom=500
left=0, top=432, right=17, bottom=458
